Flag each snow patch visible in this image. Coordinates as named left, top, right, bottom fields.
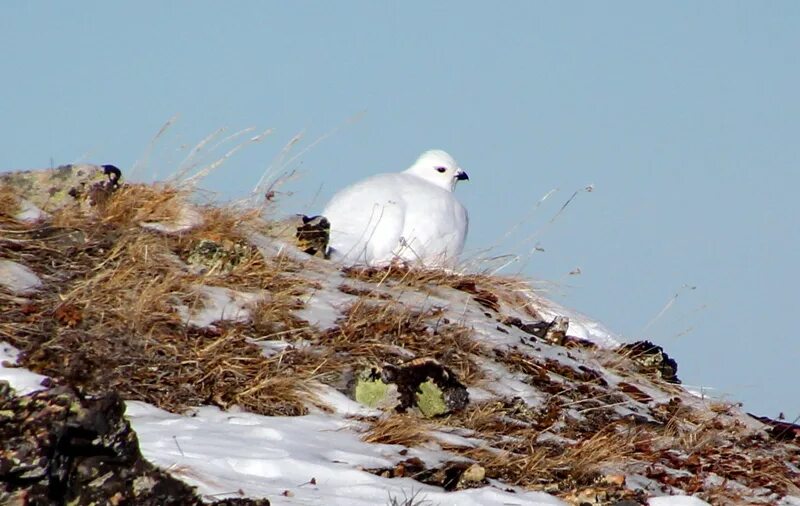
left=125, top=401, right=564, bottom=505
left=649, top=496, right=711, bottom=506
left=479, top=361, right=546, bottom=407
left=296, top=287, right=353, bottom=330
left=0, top=343, right=48, bottom=395
left=15, top=198, right=50, bottom=222
left=175, top=285, right=264, bottom=328
left=313, top=385, right=381, bottom=418
left=0, top=260, right=43, bottom=294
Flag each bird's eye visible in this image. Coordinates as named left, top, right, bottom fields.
left=435, top=166, right=447, bottom=173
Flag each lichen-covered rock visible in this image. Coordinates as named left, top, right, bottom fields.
left=381, top=358, right=469, bottom=417
left=187, top=238, right=251, bottom=274
left=0, top=382, right=269, bottom=506
left=351, top=358, right=470, bottom=417
left=617, top=340, right=680, bottom=384
left=294, top=215, right=330, bottom=258
left=353, top=367, right=396, bottom=410
left=503, top=315, right=571, bottom=345
left=258, top=214, right=330, bottom=259
left=0, top=164, right=121, bottom=213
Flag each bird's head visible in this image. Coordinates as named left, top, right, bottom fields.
left=403, top=149, right=469, bottom=192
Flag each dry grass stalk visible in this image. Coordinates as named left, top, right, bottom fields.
left=344, top=264, right=539, bottom=316
left=317, top=300, right=486, bottom=384
left=362, top=413, right=433, bottom=447
left=460, top=424, right=638, bottom=491
left=439, top=399, right=559, bottom=443
left=0, top=183, right=20, bottom=219
left=1, top=183, right=317, bottom=416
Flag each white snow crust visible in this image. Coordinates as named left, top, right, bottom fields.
left=125, top=400, right=565, bottom=506
left=0, top=343, right=48, bottom=395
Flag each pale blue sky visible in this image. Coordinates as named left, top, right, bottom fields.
left=2, top=2, right=798, bottom=418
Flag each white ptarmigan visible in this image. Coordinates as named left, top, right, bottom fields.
left=322, top=149, right=469, bottom=267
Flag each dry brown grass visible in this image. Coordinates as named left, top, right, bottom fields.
left=423, top=397, right=640, bottom=493
left=3, top=180, right=799, bottom=502
left=0, top=183, right=20, bottom=220
left=316, top=300, right=486, bottom=385
left=632, top=422, right=800, bottom=499
left=491, top=350, right=622, bottom=419
left=362, top=413, right=433, bottom=447
left=1, top=182, right=316, bottom=416
left=365, top=375, right=799, bottom=500
left=459, top=424, right=639, bottom=492
left=621, top=398, right=800, bottom=499
left=343, top=264, right=539, bottom=317
left=443, top=401, right=522, bottom=438
left=102, top=184, right=186, bottom=225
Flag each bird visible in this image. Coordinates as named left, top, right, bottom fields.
left=321, top=149, right=469, bottom=267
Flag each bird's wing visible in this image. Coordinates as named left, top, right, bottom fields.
left=397, top=180, right=469, bottom=265
left=322, top=174, right=406, bottom=265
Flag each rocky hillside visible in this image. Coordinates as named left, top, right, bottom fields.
left=1, top=165, right=798, bottom=505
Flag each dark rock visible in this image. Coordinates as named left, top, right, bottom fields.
left=748, top=413, right=800, bottom=441
left=369, top=459, right=485, bottom=491
left=381, top=358, right=469, bottom=416
left=0, top=163, right=122, bottom=213
left=187, top=238, right=251, bottom=274
left=0, top=381, right=269, bottom=506
left=617, top=340, right=680, bottom=384
left=503, top=316, right=570, bottom=345
left=295, top=215, right=330, bottom=258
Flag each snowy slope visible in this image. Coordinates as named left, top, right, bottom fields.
left=2, top=173, right=797, bottom=505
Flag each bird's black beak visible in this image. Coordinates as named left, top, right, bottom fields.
left=456, top=170, right=469, bottom=181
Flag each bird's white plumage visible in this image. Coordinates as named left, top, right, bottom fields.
left=322, top=150, right=469, bottom=267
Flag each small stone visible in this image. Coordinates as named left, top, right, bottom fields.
left=602, top=474, right=626, bottom=487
